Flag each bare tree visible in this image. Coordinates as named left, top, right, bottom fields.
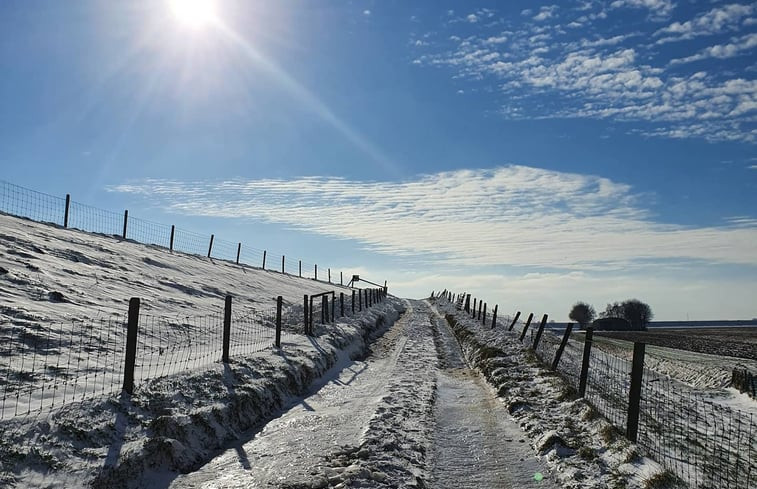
left=569, top=302, right=596, bottom=329
left=622, top=299, right=653, bottom=330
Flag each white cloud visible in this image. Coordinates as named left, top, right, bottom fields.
left=749, top=165, right=757, bottom=169
left=108, top=167, right=757, bottom=271
left=363, top=9, right=371, bottom=16
left=534, top=6, right=559, bottom=22
left=610, top=0, right=676, bottom=20
left=466, top=13, right=478, bottom=23
left=655, top=3, right=755, bottom=43
left=670, top=32, right=757, bottom=64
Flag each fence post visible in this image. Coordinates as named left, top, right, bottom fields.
left=482, top=303, right=487, bottom=324
left=626, top=342, right=645, bottom=442
left=303, top=294, right=309, bottom=335
left=366, top=289, right=370, bottom=307
left=331, top=292, right=335, bottom=320
left=170, top=225, right=175, bottom=252
left=275, top=296, right=283, bottom=347
left=533, top=314, right=548, bottom=350
left=315, top=264, right=318, bottom=281
left=478, top=301, right=483, bottom=320
left=262, top=250, right=266, bottom=269
left=519, top=313, right=534, bottom=341
left=299, top=260, right=302, bottom=277
left=328, top=268, right=331, bottom=283
left=340, top=272, right=343, bottom=286
left=508, top=311, right=521, bottom=331
left=208, top=234, right=214, bottom=258
left=322, top=295, right=329, bottom=324
left=578, top=327, right=594, bottom=397
left=352, top=290, right=356, bottom=313
left=222, top=295, right=231, bottom=363
left=464, top=294, right=471, bottom=313
left=551, top=323, right=574, bottom=371
left=282, top=255, right=285, bottom=274
left=122, top=210, right=128, bottom=239
left=309, top=295, right=314, bottom=332
left=236, top=243, right=241, bottom=264
left=340, top=292, right=344, bottom=317
left=473, top=298, right=477, bottom=318
left=491, top=305, right=498, bottom=329
left=122, top=297, right=140, bottom=394
left=64, top=194, right=70, bottom=228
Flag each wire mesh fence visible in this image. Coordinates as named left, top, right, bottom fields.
left=0, top=179, right=344, bottom=285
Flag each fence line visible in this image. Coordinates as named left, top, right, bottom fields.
left=435, top=289, right=756, bottom=489
left=0, top=179, right=340, bottom=284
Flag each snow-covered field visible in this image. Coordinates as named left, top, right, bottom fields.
left=5, top=211, right=753, bottom=488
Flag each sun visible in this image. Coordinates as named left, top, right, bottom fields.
left=168, top=0, right=218, bottom=29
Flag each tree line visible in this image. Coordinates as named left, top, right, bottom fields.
left=569, top=299, right=653, bottom=330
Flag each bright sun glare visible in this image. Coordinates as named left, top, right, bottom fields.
left=168, top=0, right=218, bottom=28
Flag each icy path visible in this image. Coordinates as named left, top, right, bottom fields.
left=428, top=304, right=558, bottom=489
left=166, top=301, right=556, bottom=488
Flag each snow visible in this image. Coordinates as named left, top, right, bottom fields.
left=3, top=212, right=744, bottom=488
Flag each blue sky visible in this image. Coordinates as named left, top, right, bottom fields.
left=1, top=0, right=756, bottom=320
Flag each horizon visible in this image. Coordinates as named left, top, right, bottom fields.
left=1, top=0, right=756, bottom=321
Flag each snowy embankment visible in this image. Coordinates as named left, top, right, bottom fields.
left=0, top=213, right=404, bottom=487
left=432, top=297, right=680, bottom=489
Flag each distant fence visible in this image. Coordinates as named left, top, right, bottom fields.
left=0, top=179, right=347, bottom=284
left=732, top=368, right=756, bottom=399
left=1, top=287, right=387, bottom=421
left=433, top=290, right=756, bottom=489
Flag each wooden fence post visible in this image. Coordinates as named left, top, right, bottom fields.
left=262, top=250, right=267, bottom=269
left=64, top=194, right=70, bottom=228
left=532, top=314, right=548, bottom=350
left=519, top=313, right=534, bottom=342
left=122, top=210, right=128, bottom=239
left=508, top=311, right=521, bottom=331
left=478, top=301, right=483, bottom=320
left=322, top=295, right=329, bottom=324
left=482, top=303, right=487, bottom=324
left=465, top=294, right=471, bottom=313
left=315, top=264, right=318, bottom=281
left=578, top=327, right=594, bottom=397
left=352, top=290, right=356, bottom=313
left=282, top=255, right=285, bottom=273
left=359, top=289, right=362, bottom=311
left=236, top=243, right=241, bottom=264
left=340, top=292, right=344, bottom=317
left=169, top=225, right=175, bottom=252
left=122, top=297, right=140, bottom=394
left=472, top=298, right=477, bottom=318
left=303, top=294, right=309, bottom=335
left=340, top=272, right=343, bottom=286
left=275, top=296, right=282, bottom=347
left=328, top=268, right=331, bottom=283
left=331, top=292, right=335, bottom=320
left=626, top=342, right=646, bottom=442
left=551, top=323, right=574, bottom=371
left=222, top=295, right=231, bottom=363
left=491, top=305, right=498, bottom=329
left=299, top=260, right=302, bottom=277
left=207, top=234, right=214, bottom=258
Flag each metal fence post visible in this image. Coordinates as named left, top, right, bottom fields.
left=533, top=314, right=548, bottom=350
left=275, top=296, right=282, bottom=347
left=551, top=323, right=574, bottom=371
left=169, top=225, right=175, bottom=252
left=208, top=234, right=214, bottom=258
left=578, top=327, right=594, bottom=397
left=122, top=210, right=128, bottom=239
left=508, top=311, right=521, bottom=331
left=222, top=295, right=231, bottom=363
left=122, top=297, right=140, bottom=394
left=627, top=342, right=646, bottom=442
left=64, top=194, right=70, bottom=228
left=519, top=313, right=534, bottom=342
left=491, top=305, right=498, bottom=329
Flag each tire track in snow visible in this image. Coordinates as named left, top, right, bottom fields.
left=428, top=303, right=558, bottom=489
